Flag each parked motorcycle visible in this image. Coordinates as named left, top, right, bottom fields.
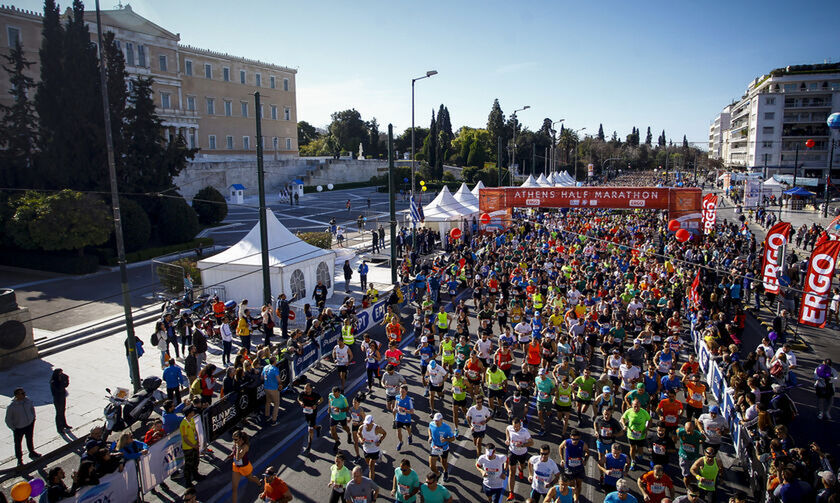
left=103, top=376, right=162, bottom=434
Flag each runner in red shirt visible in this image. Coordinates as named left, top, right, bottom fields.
left=656, top=389, right=684, bottom=434
left=384, top=341, right=403, bottom=368
left=638, top=464, right=674, bottom=503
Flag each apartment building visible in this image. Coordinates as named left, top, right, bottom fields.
left=0, top=4, right=298, bottom=157
left=708, top=63, right=840, bottom=180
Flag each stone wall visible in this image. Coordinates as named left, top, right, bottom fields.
left=174, top=158, right=387, bottom=200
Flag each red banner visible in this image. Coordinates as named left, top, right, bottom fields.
left=701, top=194, right=718, bottom=235
left=502, top=187, right=672, bottom=210
left=689, top=271, right=701, bottom=308
left=799, top=240, right=840, bottom=327
left=761, top=222, right=791, bottom=295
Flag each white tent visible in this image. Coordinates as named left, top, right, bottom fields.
left=536, top=173, right=552, bottom=187
left=198, top=210, right=336, bottom=306
left=762, top=177, right=784, bottom=199
left=471, top=180, right=486, bottom=197
left=520, top=174, right=540, bottom=187
left=422, top=186, right=472, bottom=240
left=453, top=183, right=480, bottom=213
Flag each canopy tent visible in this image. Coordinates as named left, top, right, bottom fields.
left=453, top=182, right=480, bottom=213
left=198, top=210, right=336, bottom=306
left=471, top=180, right=486, bottom=197
left=554, top=171, right=575, bottom=186
left=783, top=187, right=816, bottom=197
left=520, top=175, right=540, bottom=187
left=536, top=173, right=552, bottom=187
left=422, top=186, right=473, bottom=240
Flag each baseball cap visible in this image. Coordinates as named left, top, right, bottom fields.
left=818, top=471, right=836, bottom=483
left=538, top=368, right=546, bottom=375
left=602, top=386, right=612, bottom=393
left=771, top=383, right=783, bottom=392
left=636, top=382, right=645, bottom=390
left=710, top=405, right=721, bottom=414
left=421, top=336, right=428, bottom=343
left=84, top=439, right=100, bottom=451
left=433, top=412, right=443, bottom=421
left=454, top=368, right=462, bottom=374
left=263, top=467, right=277, bottom=477
left=364, top=415, right=374, bottom=424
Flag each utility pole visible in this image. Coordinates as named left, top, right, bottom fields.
left=254, top=92, right=271, bottom=307
left=388, top=124, right=397, bottom=284
left=96, top=0, right=139, bottom=391
left=531, top=143, right=536, bottom=177
left=793, top=143, right=799, bottom=187
left=497, top=136, right=503, bottom=186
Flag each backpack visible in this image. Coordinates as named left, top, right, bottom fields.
left=190, top=378, right=202, bottom=395
left=151, top=332, right=159, bottom=346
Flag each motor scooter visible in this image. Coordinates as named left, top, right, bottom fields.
left=103, top=376, right=162, bottom=434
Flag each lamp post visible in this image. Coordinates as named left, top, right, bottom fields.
left=550, top=119, right=565, bottom=176
left=410, top=70, right=437, bottom=245
left=511, top=106, right=530, bottom=179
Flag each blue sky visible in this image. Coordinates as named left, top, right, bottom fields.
left=16, top=0, right=840, bottom=145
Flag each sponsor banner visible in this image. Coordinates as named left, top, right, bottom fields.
left=57, top=460, right=139, bottom=503
left=689, top=271, right=701, bottom=308
left=701, top=193, right=718, bottom=235
left=710, top=365, right=724, bottom=402
left=194, top=414, right=206, bottom=452
left=508, top=187, right=671, bottom=209
left=203, top=384, right=266, bottom=442
left=139, top=433, right=184, bottom=493
left=744, top=178, right=763, bottom=208
left=799, top=240, right=840, bottom=327
left=761, top=222, right=792, bottom=295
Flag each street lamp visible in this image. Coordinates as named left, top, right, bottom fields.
left=550, top=119, right=565, bottom=176
left=410, top=70, right=437, bottom=244
left=511, top=105, right=530, bottom=178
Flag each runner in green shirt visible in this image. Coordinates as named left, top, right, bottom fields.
left=534, top=368, right=555, bottom=436
left=451, top=370, right=468, bottom=433
left=455, top=336, right=472, bottom=370
left=572, top=368, right=597, bottom=422
left=623, top=383, right=651, bottom=411
left=677, top=421, right=704, bottom=488
left=485, top=365, right=507, bottom=417
left=328, top=387, right=350, bottom=453
left=328, top=453, right=352, bottom=500
left=620, top=398, right=651, bottom=469
left=391, top=459, right=421, bottom=503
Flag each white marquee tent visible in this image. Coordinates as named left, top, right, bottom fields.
left=198, top=210, right=336, bottom=305
left=453, top=182, right=480, bottom=213
left=536, top=173, right=553, bottom=187
left=520, top=174, right=540, bottom=187
left=471, top=180, right=486, bottom=197
left=762, top=176, right=785, bottom=199
left=422, top=186, right=472, bottom=240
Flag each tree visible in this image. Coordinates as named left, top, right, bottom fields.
left=683, top=135, right=689, bottom=149
left=366, top=117, right=381, bottom=158
left=486, top=99, right=506, bottom=162
left=297, top=121, right=319, bottom=146
left=154, top=195, right=200, bottom=245
left=420, top=109, right=438, bottom=177
left=437, top=105, right=453, bottom=170
left=103, top=31, right=127, bottom=166
left=658, top=130, right=667, bottom=147
left=7, top=190, right=111, bottom=253
left=116, top=197, right=150, bottom=252
left=192, top=186, right=228, bottom=225
left=34, top=0, right=64, bottom=188
left=328, top=109, right=368, bottom=154
left=645, top=127, right=652, bottom=146
left=597, top=124, right=605, bottom=141
left=0, top=42, right=37, bottom=189
left=394, top=127, right=428, bottom=154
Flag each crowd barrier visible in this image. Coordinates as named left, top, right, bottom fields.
left=56, top=459, right=139, bottom=503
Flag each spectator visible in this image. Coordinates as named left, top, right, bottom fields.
left=814, top=359, right=836, bottom=420
left=144, top=418, right=166, bottom=445
left=5, top=387, right=40, bottom=467
left=185, top=345, right=198, bottom=384
left=50, top=368, right=71, bottom=433
left=45, top=466, right=76, bottom=501
left=260, top=465, right=293, bottom=503
left=180, top=406, right=201, bottom=486
left=163, top=358, right=187, bottom=403
left=116, top=431, right=148, bottom=461
left=162, top=400, right=184, bottom=434
left=193, top=323, right=208, bottom=370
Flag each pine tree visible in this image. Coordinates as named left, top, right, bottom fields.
left=597, top=123, right=605, bottom=141
left=0, top=42, right=37, bottom=189
left=486, top=99, right=505, bottom=161
left=34, top=0, right=64, bottom=188
left=421, top=110, right=438, bottom=175
left=682, top=135, right=689, bottom=149
left=103, top=31, right=127, bottom=185
left=659, top=130, right=666, bottom=147
left=645, top=127, right=652, bottom=146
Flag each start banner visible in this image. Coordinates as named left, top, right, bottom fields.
left=761, top=222, right=791, bottom=295
left=799, top=240, right=840, bottom=327
left=506, top=187, right=672, bottom=209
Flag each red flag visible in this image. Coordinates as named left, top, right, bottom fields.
left=799, top=240, right=840, bottom=328
left=701, top=194, right=718, bottom=235
left=761, top=222, right=792, bottom=295
left=689, top=271, right=701, bottom=308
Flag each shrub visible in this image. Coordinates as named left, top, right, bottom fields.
left=0, top=249, right=99, bottom=274
left=155, top=195, right=200, bottom=245
left=296, top=231, right=332, bottom=249
left=192, top=186, right=228, bottom=225
left=118, top=198, right=151, bottom=252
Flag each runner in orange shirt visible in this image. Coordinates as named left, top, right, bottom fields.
left=637, top=464, right=674, bottom=503
left=656, top=389, right=684, bottom=435
left=683, top=374, right=707, bottom=420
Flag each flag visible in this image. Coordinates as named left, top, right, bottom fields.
left=799, top=240, right=840, bottom=328
left=410, top=196, right=424, bottom=224
left=689, top=270, right=701, bottom=308
left=701, top=193, right=718, bottom=235
left=761, top=222, right=791, bottom=295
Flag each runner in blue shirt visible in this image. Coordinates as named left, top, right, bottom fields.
left=428, top=413, right=456, bottom=482
left=394, top=385, right=414, bottom=451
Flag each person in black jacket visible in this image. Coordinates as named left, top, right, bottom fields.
left=343, top=260, right=353, bottom=293
left=50, top=369, right=71, bottom=433
left=184, top=345, right=198, bottom=385
left=276, top=294, right=290, bottom=339
left=46, top=466, right=75, bottom=501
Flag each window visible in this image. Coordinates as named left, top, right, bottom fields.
left=284, top=107, right=291, bottom=121
left=762, top=126, right=774, bottom=135
left=159, top=55, right=167, bottom=72
left=316, top=262, right=331, bottom=289
left=271, top=105, right=278, bottom=120
left=273, top=137, right=278, bottom=150
left=226, top=136, right=233, bottom=149
left=7, top=26, right=21, bottom=48
left=240, top=70, right=246, bottom=84
left=206, top=97, right=215, bottom=115
left=241, top=102, right=248, bottom=117
left=242, top=136, right=250, bottom=150
left=286, top=138, right=292, bottom=150
left=765, top=97, right=775, bottom=105
left=255, top=73, right=261, bottom=87
left=762, top=141, right=773, bottom=148
left=783, top=83, right=796, bottom=92
left=160, top=92, right=170, bottom=109
left=185, top=60, right=192, bottom=76
left=283, top=78, right=289, bottom=91
left=258, top=105, right=263, bottom=119
left=224, top=100, right=232, bottom=117
left=809, top=82, right=818, bottom=90
left=208, top=135, right=216, bottom=149
left=270, top=76, right=276, bottom=89
left=204, top=63, right=212, bottom=79
left=125, top=43, right=134, bottom=66
left=137, top=45, right=146, bottom=67
left=223, top=67, right=230, bottom=82
left=764, top=112, right=775, bottom=120
left=187, top=96, right=196, bottom=112
left=290, top=269, right=306, bottom=301
left=189, top=131, right=197, bottom=149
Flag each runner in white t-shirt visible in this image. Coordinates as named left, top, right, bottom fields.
left=476, top=444, right=508, bottom=502
left=466, top=396, right=493, bottom=457
left=528, top=445, right=561, bottom=499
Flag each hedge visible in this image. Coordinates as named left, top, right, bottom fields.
left=93, top=237, right=214, bottom=266
left=0, top=249, right=99, bottom=274
left=302, top=181, right=371, bottom=194
left=296, top=232, right=332, bottom=249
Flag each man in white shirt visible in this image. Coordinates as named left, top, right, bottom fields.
left=466, top=396, right=493, bottom=457
left=627, top=297, right=644, bottom=313
left=619, top=361, right=641, bottom=393
left=476, top=443, right=508, bottom=502
left=528, top=444, right=560, bottom=500
left=425, top=360, right=448, bottom=415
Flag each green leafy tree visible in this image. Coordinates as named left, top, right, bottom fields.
left=116, top=197, right=151, bottom=252
left=597, top=124, right=605, bottom=141
left=366, top=117, right=381, bottom=158
left=297, top=121, right=319, bottom=146
left=394, top=127, right=429, bottom=155
left=645, top=127, right=653, bottom=146
left=192, top=186, right=228, bottom=225
left=299, top=136, right=330, bottom=156
left=154, top=195, right=200, bottom=245
left=0, top=42, right=37, bottom=189
left=486, top=99, right=506, bottom=163
left=103, top=31, right=127, bottom=166
left=328, top=109, right=368, bottom=154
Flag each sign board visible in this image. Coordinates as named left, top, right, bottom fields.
left=139, top=433, right=185, bottom=493
left=772, top=175, right=819, bottom=187
left=57, top=460, right=139, bottom=503
left=587, top=164, right=594, bottom=177
left=203, top=384, right=266, bottom=442
left=744, top=178, right=763, bottom=208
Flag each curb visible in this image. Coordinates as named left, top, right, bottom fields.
left=36, top=306, right=162, bottom=357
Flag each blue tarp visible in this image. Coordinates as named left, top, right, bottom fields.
left=783, top=187, right=816, bottom=196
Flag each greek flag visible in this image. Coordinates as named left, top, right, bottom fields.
left=410, top=196, right=424, bottom=224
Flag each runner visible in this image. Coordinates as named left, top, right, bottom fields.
left=428, top=412, right=456, bottom=482
left=360, top=334, right=382, bottom=394
left=420, top=471, right=453, bottom=503
left=414, top=336, right=436, bottom=396
left=425, top=360, right=447, bottom=415
left=696, top=405, right=728, bottom=453
left=393, top=385, right=414, bottom=451
left=332, top=337, right=353, bottom=391
left=649, top=424, right=676, bottom=470
left=467, top=395, right=493, bottom=457
left=476, top=442, right=508, bottom=503
left=572, top=367, right=597, bottom=423
left=435, top=305, right=451, bottom=339
left=598, top=443, right=630, bottom=493
left=348, top=395, right=366, bottom=462
left=327, top=454, right=351, bottom=503
left=690, top=447, right=722, bottom=503
left=381, top=365, right=407, bottom=413
left=451, top=368, right=469, bottom=432
left=544, top=475, right=576, bottom=503
left=505, top=389, right=529, bottom=425
left=505, top=416, right=534, bottom=501
left=655, top=389, right=684, bottom=435
left=558, top=429, right=589, bottom=502
left=485, top=363, right=507, bottom=418
left=677, top=421, right=704, bottom=488
left=637, top=464, right=675, bottom=503
left=344, top=466, right=379, bottom=503
left=684, top=374, right=707, bottom=420
left=229, top=430, right=261, bottom=503
left=528, top=444, right=561, bottom=502
left=465, top=352, right=486, bottom=399
left=328, top=387, right=352, bottom=454
left=357, top=414, right=387, bottom=480
left=494, top=341, right=515, bottom=378
left=605, top=479, right=638, bottom=503
left=594, top=406, right=623, bottom=465
left=385, top=341, right=404, bottom=369
left=439, top=334, right=456, bottom=372
left=620, top=398, right=652, bottom=470
left=554, top=374, right=574, bottom=436
left=391, top=458, right=420, bottom=503
left=297, top=383, right=323, bottom=454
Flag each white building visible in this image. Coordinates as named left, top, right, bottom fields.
left=709, top=63, right=840, bottom=181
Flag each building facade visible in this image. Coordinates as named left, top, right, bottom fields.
left=708, top=63, right=840, bottom=180
left=0, top=4, right=298, bottom=158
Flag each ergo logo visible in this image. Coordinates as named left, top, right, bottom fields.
left=762, top=232, right=786, bottom=293
left=801, top=252, right=836, bottom=325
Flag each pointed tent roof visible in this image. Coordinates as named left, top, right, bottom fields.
left=520, top=175, right=540, bottom=187
left=536, top=174, right=552, bottom=186
left=453, top=183, right=479, bottom=212
left=784, top=186, right=816, bottom=197
left=423, top=186, right=472, bottom=218
left=471, top=180, right=486, bottom=197
left=198, top=210, right=333, bottom=267
left=764, top=177, right=783, bottom=186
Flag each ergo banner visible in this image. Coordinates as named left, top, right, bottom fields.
left=701, top=193, right=718, bottom=235
left=799, top=240, right=840, bottom=328
left=761, top=222, right=791, bottom=295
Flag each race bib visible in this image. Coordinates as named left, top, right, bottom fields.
left=351, top=412, right=361, bottom=423
left=443, top=350, right=454, bottom=357
left=628, top=429, right=644, bottom=440
left=430, top=443, right=444, bottom=456
left=575, top=355, right=584, bottom=362
left=397, top=406, right=408, bottom=415
left=353, top=496, right=367, bottom=503
left=457, top=354, right=467, bottom=362
left=386, top=384, right=397, bottom=396
left=453, top=387, right=463, bottom=395
left=567, top=457, right=582, bottom=468
left=399, top=483, right=410, bottom=495
left=652, top=335, right=661, bottom=342
left=691, top=392, right=703, bottom=402
left=467, top=370, right=479, bottom=379
left=579, top=391, right=590, bottom=399
left=333, top=483, right=344, bottom=493
left=332, top=406, right=340, bottom=414
left=600, top=427, right=612, bottom=437
left=473, top=420, right=486, bottom=432
left=609, top=469, right=623, bottom=479
left=538, top=390, right=550, bottom=400
left=651, top=483, right=665, bottom=494
left=303, top=406, right=314, bottom=415
left=653, top=443, right=665, bottom=455
left=665, top=415, right=677, bottom=424
left=558, top=395, right=571, bottom=404
left=683, top=444, right=696, bottom=453
left=367, top=357, right=376, bottom=364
